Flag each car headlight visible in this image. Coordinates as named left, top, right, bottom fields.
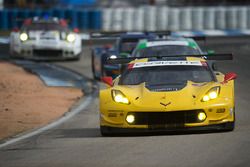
left=112, top=90, right=130, bottom=104
left=126, top=114, right=135, bottom=124
left=202, top=86, right=220, bottom=102
left=66, top=33, right=76, bottom=42
left=20, top=33, right=28, bottom=41
left=197, top=111, right=207, bottom=121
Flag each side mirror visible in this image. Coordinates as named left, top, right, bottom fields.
left=101, top=76, right=113, bottom=87
left=222, top=72, right=237, bottom=84
left=73, top=28, right=80, bottom=33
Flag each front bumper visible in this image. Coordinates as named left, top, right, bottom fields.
left=101, top=122, right=234, bottom=135
left=12, top=42, right=82, bottom=60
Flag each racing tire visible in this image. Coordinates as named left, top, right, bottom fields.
left=100, top=54, right=109, bottom=78
left=91, top=52, right=107, bottom=80
left=9, top=47, right=17, bottom=58
left=68, top=55, right=81, bottom=61
left=100, top=126, right=115, bottom=137
left=9, top=51, right=19, bottom=59
left=73, top=54, right=81, bottom=61
left=91, top=52, right=100, bottom=80
left=222, top=122, right=235, bottom=131
left=222, top=112, right=235, bottom=131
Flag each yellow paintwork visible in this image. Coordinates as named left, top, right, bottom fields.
left=99, top=58, right=235, bottom=129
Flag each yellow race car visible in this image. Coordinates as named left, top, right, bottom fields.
left=99, top=54, right=237, bottom=136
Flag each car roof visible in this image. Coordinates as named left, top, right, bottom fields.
left=120, top=33, right=157, bottom=39
left=136, top=37, right=198, bottom=49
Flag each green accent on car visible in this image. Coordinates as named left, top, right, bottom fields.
left=187, top=39, right=198, bottom=49
left=137, top=41, right=147, bottom=50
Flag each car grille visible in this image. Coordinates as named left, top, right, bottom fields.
left=33, top=50, right=62, bottom=57
left=129, top=110, right=204, bottom=129
left=40, top=37, right=56, bottom=40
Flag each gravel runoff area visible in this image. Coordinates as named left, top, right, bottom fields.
left=0, top=61, right=83, bottom=141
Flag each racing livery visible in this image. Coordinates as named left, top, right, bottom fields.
left=131, top=37, right=204, bottom=58
left=10, top=17, right=82, bottom=60
left=99, top=55, right=237, bottom=135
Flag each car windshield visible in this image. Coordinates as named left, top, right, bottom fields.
left=119, top=65, right=213, bottom=85
left=134, top=45, right=201, bottom=57
left=120, top=38, right=141, bottom=54
left=121, top=42, right=138, bottom=53
left=22, top=23, right=68, bottom=32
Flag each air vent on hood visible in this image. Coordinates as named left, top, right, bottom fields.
left=146, top=82, right=186, bottom=92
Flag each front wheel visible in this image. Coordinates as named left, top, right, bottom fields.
left=223, top=122, right=235, bottom=131
left=91, top=52, right=99, bottom=80
left=100, top=126, right=110, bottom=136
left=223, top=111, right=235, bottom=131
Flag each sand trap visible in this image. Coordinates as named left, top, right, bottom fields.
left=0, top=61, right=83, bottom=140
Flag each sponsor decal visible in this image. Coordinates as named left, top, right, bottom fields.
left=133, top=61, right=202, bottom=68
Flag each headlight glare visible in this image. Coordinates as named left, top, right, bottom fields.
left=112, top=90, right=129, bottom=104
left=209, top=91, right=218, bottom=99
left=20, top=33, right=28, bottom=41
left=202, top=86, right=220, bottom=102
left=202, top=95, right=210, bottom=102
left=197, top=112, right=206, bottom=121
left=126, top=114, right=135, bottom=124
left=66, top=33, right=76, bottom=42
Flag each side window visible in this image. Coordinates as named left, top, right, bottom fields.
left=117, top=39, right=121, bottom=52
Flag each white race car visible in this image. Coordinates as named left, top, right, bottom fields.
left=10, top=17, right=82, bottom=60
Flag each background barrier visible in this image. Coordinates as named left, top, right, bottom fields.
left=102, top=6, right=250, bottom=31
left=1, top=6, right=250, bottom=31
left=0, top=8, right=102, bottom=30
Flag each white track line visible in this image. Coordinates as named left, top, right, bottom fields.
left=0, top=95, right=93, bottom=149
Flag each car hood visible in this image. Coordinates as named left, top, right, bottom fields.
left=116, top=81, right=217, bottom=111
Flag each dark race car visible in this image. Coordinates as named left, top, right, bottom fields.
left=91, top=32, right=169, bottom=80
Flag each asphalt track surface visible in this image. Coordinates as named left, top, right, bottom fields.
left=0, top=37, right=250, bottom=167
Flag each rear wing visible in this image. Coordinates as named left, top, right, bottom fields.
left=183, top=36, right=206, bottom=41
left=107, top=53, right=233, bottom=65
left=90, top=31, right=171, bottom=39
